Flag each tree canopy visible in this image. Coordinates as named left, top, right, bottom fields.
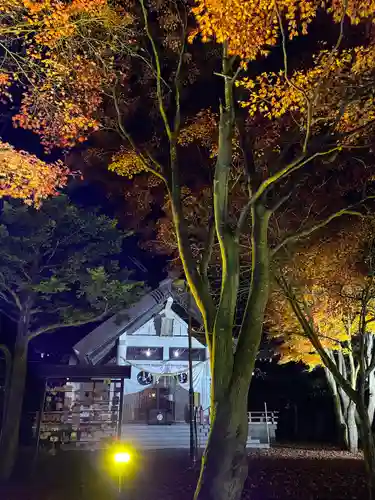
left=1, top=0, right=375, bottom=498
left=0, top=194, right=144, bottom=337
left=0, top=141, right=69, bottom=205
left=269, top=220, right=370, bottom=367
left=0, top=193, right=145, bottom=480
left=269, top=219, right=375, bottom=459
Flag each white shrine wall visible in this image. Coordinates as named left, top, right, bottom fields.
left=116, top=298, right=211, bottom=411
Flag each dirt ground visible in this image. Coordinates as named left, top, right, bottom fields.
left=0, top=446, right=368, bottom=500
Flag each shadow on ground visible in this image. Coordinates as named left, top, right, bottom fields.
left=0, top=447, right=367, bottom=500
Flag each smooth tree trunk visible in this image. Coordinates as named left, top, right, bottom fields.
left=357, top=402, right=375, bottom=500
left=365, top=334, right=375, bottom=428
left=194, top=205, right=270, bottom=500
left=337, top=384, right=358, bottom=453
left=194, top=386, right=249, bottom=500
left=325, top=353, right=359, bottom=453
left=325, top=367, right=348, bottom=448
left=368, top=370, right=375, bottom=428
left=345, top=401, right=358, bottom=454
left=0, top=345, right=12, bottom=432
left=0, top=336, right=28, bottom=481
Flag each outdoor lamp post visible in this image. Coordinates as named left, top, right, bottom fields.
left=112, top=448, right=132, bottom=495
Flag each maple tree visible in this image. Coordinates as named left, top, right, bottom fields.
left=268, top=223, right=365, bottom=448
left=0, top=195, right=144, bottom=479
left=270, top=220, right=375, bottom=492
left=0, top=140, right=69, bottom=205
left=1, top=0, right=375, bottom=498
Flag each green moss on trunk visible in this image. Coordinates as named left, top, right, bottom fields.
left=194, top=387, right=249, bottom=500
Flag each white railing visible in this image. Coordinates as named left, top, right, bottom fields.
left=196, top=406, right=278, bottom=426
left=248, top=411, right=278, bottom=425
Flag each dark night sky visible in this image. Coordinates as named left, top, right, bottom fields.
left=0, top=10, right=361, bottom=413
left=0, top=117, right=168, bottom=360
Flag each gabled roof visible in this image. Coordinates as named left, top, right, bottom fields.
left=72, top=278, right=202, bottom=365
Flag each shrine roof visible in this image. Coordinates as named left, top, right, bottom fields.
left=72, top=279, right=202, bottom=365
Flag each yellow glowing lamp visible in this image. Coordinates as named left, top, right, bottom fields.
left=114, top=451, right=131, bottom=464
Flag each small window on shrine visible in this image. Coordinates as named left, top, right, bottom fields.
left=169, top=348, right=206, bottom=361
left=161, top=317, right=174, bottom=336
left=126, top=346, right=163, bottom=360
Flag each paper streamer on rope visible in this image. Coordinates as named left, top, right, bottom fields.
left=120, top=357, right=210, bottom=408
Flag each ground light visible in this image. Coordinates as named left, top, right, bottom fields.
left=112, top=447, right=133, bottom=494
left=114, top=451, right=131, bottom=464
left=102, top=442, right=138, bottom=496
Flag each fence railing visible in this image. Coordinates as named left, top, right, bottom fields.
left=248, top=411, right=279, bottom=425
left=196, top=407, right=279, bottom=426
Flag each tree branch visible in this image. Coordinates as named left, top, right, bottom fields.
left=278, top=273, right=358, bottom=402
left=199, top=217, right=215, bottom=280
left=275, top=3, right=312, bottom=153
left=112, top=88, right=167, bottom=184
left=139, top=0, right=171, bottom=139
left=0, top=283, right=22, bottom=311
left=249, top=147, right=339, bottom=208
left=271, top=207, right=365, bottom=256
left=0, top=291, right=16, bottom=307
left=0, top=308, right=18, bottom=323
left=28, top=308, right=110, bottom=340
left=172, top=3, right=187, bottom=136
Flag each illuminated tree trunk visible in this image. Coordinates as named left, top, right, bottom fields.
left=302, top=324, right=375, bottom=495
left=366, top=333, right=375, bottom=427
left=325, top=352, right=359, bottom=453
left=194, top=387, right=249, bottom=500
left=357, top=402, right=375, bottom=499
left=0, top=320, right=29, bottom=481
left=368, top=370, right=375, bottom=427
left=345, top=401, right=358, bottom=454
left=325, top=367, right=347, bottom=447
left=194, top=207, right=270, bottom=500
left=337, top=385, right=358, bottom=453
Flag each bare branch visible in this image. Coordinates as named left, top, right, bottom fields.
left=0, top=308, right=18, bottom=323
left=199, top=217, right=215, bottom=280
left=28, top=308, right=110, bottom=340
left=139, top=0, right=171, bottom=139
left=250, top=147, right=339, bottom=207
left=172, top=3, right=187, bottom=136
left=112, top=88, right=167, bottom=184
left=0, top=290, right=15, bottom=307
left=0, top=281, right=22, bottom=311
left=269, top=190, right=293, bottom=213
left=275, top=3, right=312, bottom=153
left=271, top=207, right=365, bottom=256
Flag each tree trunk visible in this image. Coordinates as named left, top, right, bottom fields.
left=357, top=402, right=375, bottom=500
left=194, top=205, right=270, bottom=500
left=346, top=401, right=358, bottom=454
left=368, top=370, right=375, bottom=428
left=0, top=337, right=28, bottom=481
left=325, top=354, right=359, bottom=453
left=338, top=385, right=359, bottom=453
left=325, top=367, right=347, bottom=448
left=194, top=385, right=249, bottom=500
left=0, top=344, right=12, bottom=432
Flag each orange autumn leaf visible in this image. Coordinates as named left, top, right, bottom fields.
left=0, top=140, right=69, bottom=205
left=0, top=0, right=133, bottom=151
left=268, top=221, right=374, bottom=369
left=191, top=0, right=375, bottom=60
